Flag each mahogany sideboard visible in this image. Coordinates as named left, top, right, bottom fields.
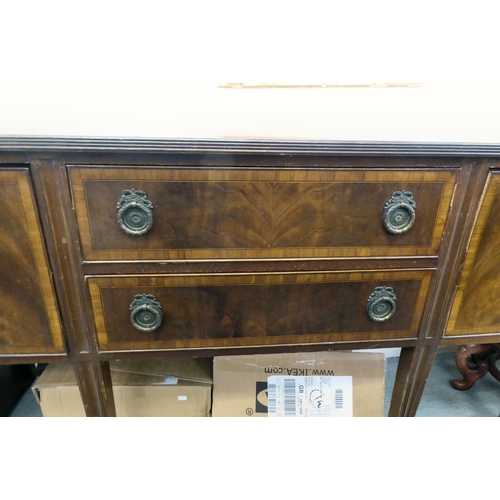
left=1, top=136, right=500, bottom=417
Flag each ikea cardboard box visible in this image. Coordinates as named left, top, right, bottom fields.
left=212, top=351, right=385, bottom=417
left=32, top=358, right=213, bottom=417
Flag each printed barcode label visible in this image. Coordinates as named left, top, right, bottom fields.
left=268, top=376, right=353, bottom=417
left=284, top=379, right=296, bottom=417
left=268, top=383, right=277, bottom=413
left=335, top=389, right=344, bottom=410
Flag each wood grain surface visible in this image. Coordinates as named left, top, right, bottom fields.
left=70, top=167, right=456, bottom=261
left=88, top=271, right=432, bottom=352
left=0, top=169, right=64, bottom=354
left=0, top=139, right=491, bottom=417
left=446, top=173, right=500, bottom=336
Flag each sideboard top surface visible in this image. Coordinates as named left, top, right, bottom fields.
left=2, top=135, right=500, bottom=157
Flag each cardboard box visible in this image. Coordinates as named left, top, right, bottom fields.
left=32, top=358, right=213, bottom=417
left=212, top=351, right=385, bottom=417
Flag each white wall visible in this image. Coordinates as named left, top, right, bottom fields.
left=1, top=83, right=500, bottom=143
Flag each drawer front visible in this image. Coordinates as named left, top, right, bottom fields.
left=0, top=169, right=64, bottom=355
left=88, top=271, right=432, bottom=352
left=70, top=167, right=456, bottom=261
left=446, top=173, right=500, bottom=337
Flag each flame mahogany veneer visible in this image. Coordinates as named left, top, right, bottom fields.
left=1, top=137, right=499, bottom=416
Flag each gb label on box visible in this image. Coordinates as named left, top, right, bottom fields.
left=267, top=376, right=353, bottom=417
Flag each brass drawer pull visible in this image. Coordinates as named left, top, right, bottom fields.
left=367, top=286, right=397, bottom=322
left=117, top=189, right=154, bottom=236
left=129, top=293, right=163, bottom=332
left=383, top=190, right=416, bottom=234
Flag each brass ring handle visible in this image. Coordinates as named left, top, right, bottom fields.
left=129, top=294, right=163, bottom=332
left=383, top=190, right=416, bottom=234
left=366, top=286, right=397, bottom=322
left=117, top=189, right=154, bottom=236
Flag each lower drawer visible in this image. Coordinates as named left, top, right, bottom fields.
left=87, top=271, right=432, bottom=352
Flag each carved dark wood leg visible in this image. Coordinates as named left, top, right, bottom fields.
left=488, top=349, right=500, bottom=383
left=451, top=344, right=500, bottom=390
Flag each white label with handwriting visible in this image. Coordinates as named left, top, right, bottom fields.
left=267, top=376, right=353, bottom=417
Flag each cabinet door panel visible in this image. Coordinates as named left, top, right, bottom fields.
left=0, top=169, right=64, bottom=355
left=447, top=173, right=500, bottom=336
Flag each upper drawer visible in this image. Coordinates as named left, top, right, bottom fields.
left=69, top=166, right=457, bottom=261
left=0, top=169, right=65, bottom=355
